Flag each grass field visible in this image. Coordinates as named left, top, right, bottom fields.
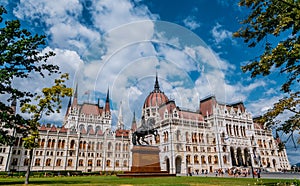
left=0, top=175, right=299, bottom=186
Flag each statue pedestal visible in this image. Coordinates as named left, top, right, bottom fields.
left=117, top=146, right=175, bottom=177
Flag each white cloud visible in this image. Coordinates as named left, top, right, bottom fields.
left=211, top=23, right=235, bottom=46
left=183, top=16, right=201, bottom=30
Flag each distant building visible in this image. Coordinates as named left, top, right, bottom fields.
left=0, top=75, right=290, bottom=174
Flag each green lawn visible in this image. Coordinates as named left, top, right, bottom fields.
left=0, top=175, right=299, bottom=186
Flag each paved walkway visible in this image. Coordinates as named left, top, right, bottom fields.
left=178, top=172, right=300, bottom=179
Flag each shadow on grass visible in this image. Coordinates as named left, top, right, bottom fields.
left=0, top=179, right=91, bottom=185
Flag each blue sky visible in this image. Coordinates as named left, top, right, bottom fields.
left=1, top=0, right=299, bottom=164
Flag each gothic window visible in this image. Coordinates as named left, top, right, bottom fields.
left=45, top=158, right=51, bottom=166
left=115, top=160, right=120, bottom=167
left=40, top=139, right=45, bottom=148
left=83, top=141, right=87, bottom=150
left=62, top=140, right=65, bottom=149
left=47, top=139, right=51, bottom=148
left=88, top=159, right=93, bottom=166
left=208, top=156, right=212, bottom=164
left=51, top=139, right=55, bottom=148
left=35, top=158, right=41, bottom=166
left=56, top=159, right=61, bottom=166
left=70, top=140, right=75, bottom=149
left=67, top=159, right=73, bottom=167
left=155, top=134, right=160, bottom=144
left=79, top=159, right=84, bottom=166
left=214, top=155, right=218, bottom=164
left=223, top=155, right=227, bottom=164
left=87, top=125, right=93, bottom=133
left=123, top=160, right=128, bottom=167
left=97, top=160, right=101, bottom=167
left=237, top=147, right=244, bottom=166
left=194, top=155, right=199, bottom=164
left=106, top=160, right=111, bottom=167
left=23, top=158, right=29, bottom=166
left=186, top=155, right=191, bottom=164
left=201, top=155, right=206, bottom=164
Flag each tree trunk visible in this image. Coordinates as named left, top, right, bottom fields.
left=25, top=149, right=33, bottom=185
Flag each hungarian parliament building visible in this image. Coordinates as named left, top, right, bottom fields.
left=0, top=76, right=291, bottom=174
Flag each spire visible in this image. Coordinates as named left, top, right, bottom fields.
left=105, top=88, right=110, bottom=112
left=117, top=101, right=124, bottom=130
left=154, top=72, right=160, bottom=92
left=72, top=83, right=78, bottom=106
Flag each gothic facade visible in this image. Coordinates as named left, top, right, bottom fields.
left=0, top=76, right=290, bottom=174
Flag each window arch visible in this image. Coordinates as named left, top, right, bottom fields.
left=45, top=158, right=51, bottom=166
left=67, top=159, right=73, bottom=166
left=79, top=159, right=84, bottom=166
left=35, top=158, right=41, bottom=166
left=56, top=159, right=62, bottom=166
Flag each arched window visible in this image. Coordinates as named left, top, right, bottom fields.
left=106, top=160, right=111, bottom=167
left=47, top=139, right=51, bottom=148
left=51, top=139, right=55, bottom=148
left=40, top=139, right=45, bottom=148
left=35, top=158, right=41, bottom=166
left=79, top=159, right=84, bottom=166
left=194, top=155, right=199, bottom=164
left=208, top=155, right=212, bottom=164
left=23, top=158, right=29, bottom=166
left=115, top=160, right=120, bottom=167
left=123, top=160, right=128, bottom=167
left=45, top=158, right=51, bottom=166
left=56, top=159, right=62, bottom=166
left=201, top=155, right=206, bottom=164
left=186, top=155, right=191, bottom=164
left=97, top=160, right=101, bottom=166
left=214, top=155, right=218, bottom=164
left=223, top=155, right=227, bottom=164
left=88, top=159, right=93, bottom=166
left=70, top=140, right=75, bottom=149
left=61, top=140, right=65, bottom=149
left=68, top=159, right=73, bottom=167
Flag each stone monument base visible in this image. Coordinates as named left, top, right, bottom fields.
left=117, top=146, right=175, bottom=177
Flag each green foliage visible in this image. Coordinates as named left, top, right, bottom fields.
left=21, top=74, right=72, bottom=150
left=0, top=5, right=59, bottom=146
left=234, top=0, right=300, bottom=145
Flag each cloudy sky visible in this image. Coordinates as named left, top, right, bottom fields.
left=1, top=0, right=299, bottom=164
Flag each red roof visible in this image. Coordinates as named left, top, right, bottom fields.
left=199, top=96, right=216, bottom=116
left=39, top=125, right=47, bottom=131
left=115, top=129, right=130, bottom=137
left=80, top=103, right=103, bottom=115
left=60, top=126, right=68, bottom=133
left=50, top=125, right=57, bottom=132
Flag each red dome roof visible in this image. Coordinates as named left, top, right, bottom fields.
left=143, top=75, right=169, bottom=108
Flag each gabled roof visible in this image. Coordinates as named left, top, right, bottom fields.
left=49, top=125, right=57, bottom=132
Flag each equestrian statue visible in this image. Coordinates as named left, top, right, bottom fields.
left=132, top=117, right=158, bottom=145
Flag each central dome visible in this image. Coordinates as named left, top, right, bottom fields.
left=143, top=75, right=169, bottom=108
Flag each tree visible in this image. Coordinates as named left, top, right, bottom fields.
left=21, top=74, right=72, bottom=184
left=0, top=6, right=72, bottom=184
left=234, top=0, right=300, bottom=145
left=0, top=5, right=56, bottom=144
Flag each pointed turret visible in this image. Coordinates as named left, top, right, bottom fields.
left=117, top=101, right=124, bottom=130
left=105, top=88, right=110, bottom=113
left=72, top=83, right=78, bottom=106
left=154, top=72, right=160, bottom=92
